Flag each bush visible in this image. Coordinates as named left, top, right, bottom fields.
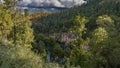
left=0, top=39, right=79, bottom=68
left=0, top=44, right=43, bottom=68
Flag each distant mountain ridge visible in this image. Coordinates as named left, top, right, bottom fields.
left=17, top=7, right=67, bottom=14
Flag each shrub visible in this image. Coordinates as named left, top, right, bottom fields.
left=0, top=44, right=43, bottom=68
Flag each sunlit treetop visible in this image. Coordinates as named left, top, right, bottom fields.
left=92, top=27, right=108, bottom=44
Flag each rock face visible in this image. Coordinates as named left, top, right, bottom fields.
left=50, top=32, right=77, bottom=44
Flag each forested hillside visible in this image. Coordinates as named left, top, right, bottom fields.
left=0, top=0, right=120, bottom=68
left=31, top=0, right=120, bottom=34
left=27, top=13, right=53, bottom=19
left=31, top=0, right=120, bottom=68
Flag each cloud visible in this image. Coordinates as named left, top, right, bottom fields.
left=18, top=0, right=87, bottom=8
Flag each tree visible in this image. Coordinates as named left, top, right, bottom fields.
left=32, top=34, right=47, bottom=59
left=96, top=15, right=116, bottom=36
left=8, top=12, right=34, bottom=48
left=0, top=5, right=13, bottom=39
left=90, top=15, right=120, bottom=68
left=69, top=15, right=91, bottom=67
left=90, top=27, right=108, bottom=68
left=24, top=8, right=29, bottom=16
left=91, top=27, right=108, bottom=44
left=0, top=39, right=43, bottom=68
left=70, top=15, right=88, bottom=38
left=0, top=0, right=34, bottom=48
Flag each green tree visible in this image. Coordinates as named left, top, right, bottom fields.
left=24, top=9, right=29, bottom=16
left=90, top=15, right=120, bottom=68
left=0, top=1, right=34, bottom=48
left=9, top=12, right=34, bottom=48
left=90, top=27, right=108, bottom=68
left=0, top=6, right=13, bottom=39
left=96, top=15, right=117, bottom=37
left=91, top=27, right=108, bottom=44
left=32, top=34, right=47, bottom=59
left=0, top=39, right=43, bottom=68
left=45, top=37, right=63, bottom=62
left=70, top=15, right=88, bottom=37
left=69, top=15, right=91, bottom=67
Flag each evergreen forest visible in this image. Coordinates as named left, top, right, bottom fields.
left=0, top=0, right=120, bottom=68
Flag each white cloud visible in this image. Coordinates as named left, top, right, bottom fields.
left=18, top=0, right=87, bottom=8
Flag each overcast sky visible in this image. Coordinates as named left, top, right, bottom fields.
left=18, top=0, right=87, bottom=8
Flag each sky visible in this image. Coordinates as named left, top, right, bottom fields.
left=18, top=0, right=87, bottom=8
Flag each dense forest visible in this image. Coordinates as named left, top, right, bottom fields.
left=0, top=0, right=120, bottom=68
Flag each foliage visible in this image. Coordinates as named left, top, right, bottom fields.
left=24, top=9, right=29, bottom=16
left=0, top=6, right=13, bottom=38
left=27, top=13, right=52, bottom=19
left=0, top=42, right=43, bottom=68
left=0, top=0, right=120, bottom=68
left=9, top=12, right=34, bottom=48
left=32, top=34, right=47, bottom=58
left=0, top=39, right=66, bottom=68
left=91, top=27, right=108, bottom=44
left=28, top=0, right=120, bottom=67
left=68, top=15, right=91, bottom=67
left=70, top=15, right=88, bottom=37
left=90, top=15, right=120, bottom=68
left=0, top=2, right=34, bottom=48
left=31, top=0, right=120, bottom=34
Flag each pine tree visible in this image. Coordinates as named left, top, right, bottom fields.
left=69, top=15, right=91, bottom=67
left=1, top=0, right=34, bottom=48
left=8, top=12, right=34, bottom=48
left=24, top=9, right=29, bottom=16
left=0, top=4, right=13, bottom=39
